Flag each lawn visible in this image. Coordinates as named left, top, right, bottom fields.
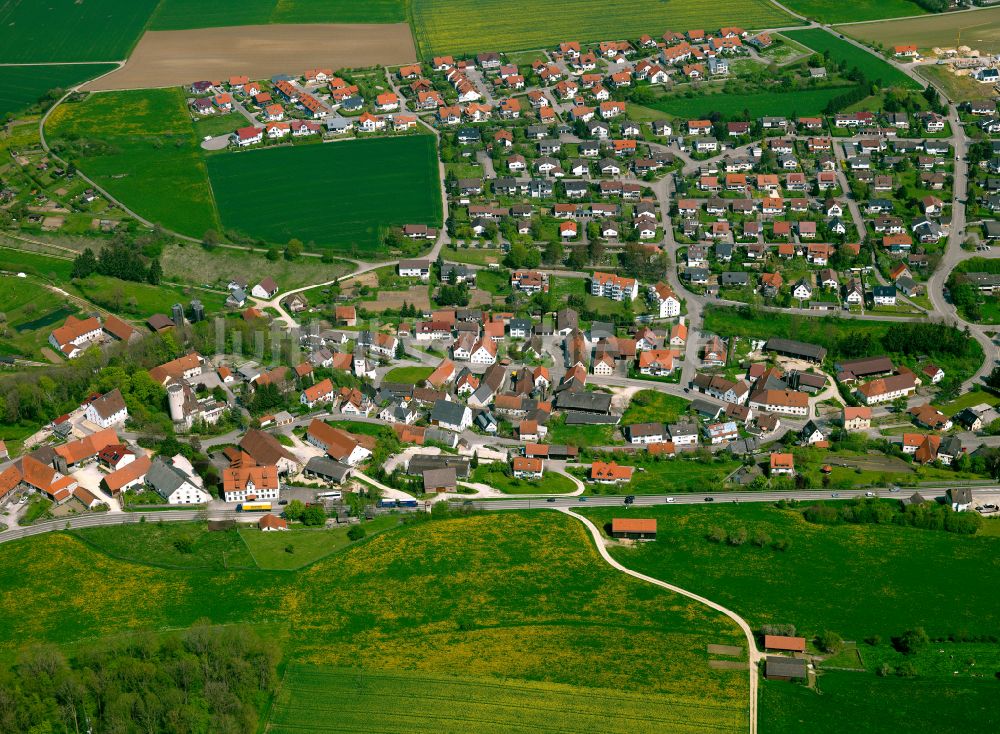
left=621, top=390, right=691, bottom=425
left=581, top=502, right=1000, bottom=641
left=0, top=0, right=159, bottom=63
left=239, top=516, right=399, bottom=570
left=71, top=522, right=256, bottom=570
left=761, top=671, right=999, bottom=734
left=0, top=275, right=77, bottom=360
left=471, top=464, right=578, bottom=494
left=546, top=414, right=618, bottom=446
left=442, top=246, right=501, bottom=266
left=642, top=86, right=857, bottom=120
left=207, top=135, right=442, bottom=254
left=383, top=365, right=434, bottom=383
left=409, top=0, right=797, bottom=58
left=0, top=512, right=749, bottom=722
left=0, top=64, right=117, bottom=118
left=267, top=662, right=745, bottom=733
left=150, top=0, right=406, bottom=30
left=933, top=388, right=1000, bottom=416
left=783, top=28, right=920, bottom=89
left=45, top=88, right=220, bottom=237
left=778, top=0, right=926, bottom=24
left=838, top=7, right=1000, bottom=56
left=623, top=458, right=742, bottom=494
left=72, top=274, right=229, bottom=317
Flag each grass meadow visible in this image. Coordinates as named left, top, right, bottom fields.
left=0, top=513, right=749, bottom=728
left=0, top=64, right=117, bottom=117
left=621, top=391, right=691, bottom=426
left=761, top=671, right=999, bottom=734
left=267, top=663, right=746, bottom=733
left=0, top=0, right=159, bottom=63
left=45, top=88, right=220, bottom=237
left=0, top=246, right=74, bottom=281
left=239, top=516, right=399, bottom=570
left=783, top=28, right=920, bottom=89
left=640, top=86, right=856, bottom=121
left=582, top=503, right=1000, bottom=640
left=71, top=274, right=229, bottom=316
left=471, top=464, right=578, bottom=494
left=777, top=0, right=926, bottom=24
left=207, top=135, right=442, bottom=253
left=408, top=0, right=797, bottom=58
left=150, top=0, right=406, bottom=30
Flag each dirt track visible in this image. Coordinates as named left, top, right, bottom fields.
left=83, top=24, right=417, bottom=91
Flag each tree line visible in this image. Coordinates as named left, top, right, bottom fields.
left=72, top=237, right=162, bottom=286
left=0, top=623, right=279, bottom=734
left=803, top=497, right=982, bottom=534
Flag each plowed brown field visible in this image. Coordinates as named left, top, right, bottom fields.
left=84, top=23, right=416, bottom=91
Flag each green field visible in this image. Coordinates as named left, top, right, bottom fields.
left=409, top=0, right=797, bottom=58
left=45, top=88, right=220, bottom=237
left=471, top=464, right=578, bottom=494
left=622, top=391, right=690, bottom=425
left=208, top=135, right=442, bottom=253
left=268, top=663, right=745, bottom=733
left=72, top=522, right=256, bottom=570
left=838, top=7, right=1000, bottom=55
left=0, top=0, right=159, bottom=63
left=0, top=275, right=77, bottom=359
left=582, top=503, right=1000, bottom=640
left=778, top=0, right=926, bottom=24
left=0, top=64, right=117, bottom=117
left=0, top=246, right=74, bottom=281
left=617, top=458, right=742, bottom=494
left=72, top=273, right=228, bottom=317
left=642, top=86, right=857, bottom=120
left=239, top=516, right=399, bottom=570
left=384, top=365, right=434, bottom=383
left=0, top=512, right=748, bottom=727
left=761, top=671, right=999, bottom=734
left=783, top=28, right=920, bottom=89
left=150, top=0, right=406, bottom=29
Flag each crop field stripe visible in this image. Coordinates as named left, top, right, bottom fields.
left=408, top=0, right=799, bottom=59
left=266, top=665, right=744, bottom=733
left=782, top=28, right=919, bottom=89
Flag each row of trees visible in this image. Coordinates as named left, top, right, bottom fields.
left=803, top=497, right=982, bottom=534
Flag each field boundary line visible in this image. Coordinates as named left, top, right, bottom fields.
left=558, top=507, right=760, bottom=734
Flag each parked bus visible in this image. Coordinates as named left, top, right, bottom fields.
left=317, top=491, right=342, bottom=500
left=377, top=499, right=398, bottom=508
left=236, top=502, right=272, bottom=512
left=398, top=499, right=418, bottom=508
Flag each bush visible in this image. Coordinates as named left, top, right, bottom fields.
left=707, top=526, right=725, bottom=543
left=347, top=525, right=366, bottom=541
left=893, top=627, right=930, bottom=655
left=816, top=630, right=843, bottom=654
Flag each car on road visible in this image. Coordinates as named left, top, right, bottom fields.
left=666, top=497, right=675, bottom=503
left=865, top=491, right=876, bottom=497
left=278, top=499, right=288, bottom=505
left=831, top=492, right=840, bottom=498
left=546, top=497, right=557, bottom=503
left=578, top=497, right=588, bottom=502
left=624, top=495, right=635, bottom=505
left=889, top=486, right=900, bottom=493
left=704, top=496, right=714, bottom=502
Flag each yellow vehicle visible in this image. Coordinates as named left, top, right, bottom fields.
left=236, top=502, right=272, bottom=512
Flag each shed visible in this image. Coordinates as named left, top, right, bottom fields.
left=765, top=656, right=807, bottom=681
left=764, top=635, right=806, bottom=653
left=423, top=467, right=457, bottom=493
left=611, top=517, right=657, bottom=540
